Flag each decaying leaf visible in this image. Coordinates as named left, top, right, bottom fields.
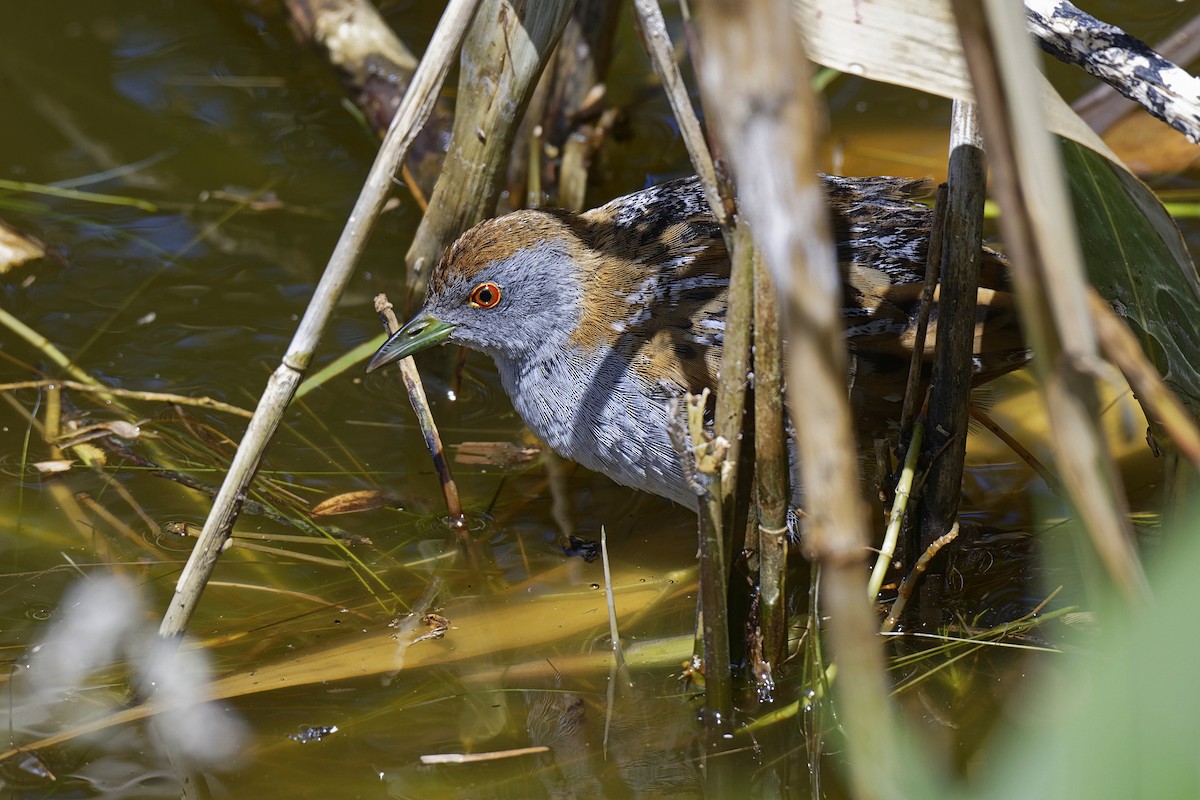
left=32, top=460, right=74, bottom=474
left=454, top=441, right=541, bottom=467
left=0, top=219, right=45, bottom=273
left=57, top=419, right=143, bottom=448
left=413, top=613, right=451, bottom=643
left=310, top=489, right=399, bottom=516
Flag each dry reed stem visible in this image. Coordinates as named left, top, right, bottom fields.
left=1025, top=0, right=1200, bottom=145
left=520, top=0, right=620, bottom=208
left=712, top=221, right=755, bottom=504
left=158, top=0, right=481, bottom=639
left=632, top=0, right=726, bottom=228
left=953, top=0, right=1149, bottom=604
left=684, top=390, right=733, bottom=739
left=752, top=253, right=788, bottom=668
left=419, top=747, right=550, bottom=765
left=406, top=0, right=574, bottom=305
left=695, top=1, right=902, bottom=796
left=539, top=0, right=620, bottom=148
left=373, top=294, right=466, bottom=529
left=557, top=129, right=591, bottom=212
left=1072, top=14, right=1200, bottom=135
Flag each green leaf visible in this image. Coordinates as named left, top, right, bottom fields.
left=1064, top=141, right=1200, bottom=415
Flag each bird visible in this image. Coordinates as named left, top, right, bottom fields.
left=367, top=176, right=1028, bottom=511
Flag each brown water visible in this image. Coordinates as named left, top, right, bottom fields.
left=0, top=2, right=1195, bottom=797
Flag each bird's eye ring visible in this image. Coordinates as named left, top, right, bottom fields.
left=468, top=282, right=502, bottom=309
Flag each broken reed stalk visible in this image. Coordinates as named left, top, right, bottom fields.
left=914, top=99, right=988, bottom=619
left=406, top=0, right=575, bottom=306
left=1025, top=0, right=1200, bottom=145
left=374, top=294, right=466, bottom=529
left=558, top=130, right=591, bottom=212
left=157, top=0, right=482, bottom=640
left=952, top=0, right=1149, bottom=604
left=1072, top=13, right=1200, bottom=135
left=713, top=221, right=755, bottom=505
left=752, top=252, right=788, bottom=669
left=881, top=522, right=960, bottom=633
left=631, top=0, right=727, bottom=227
left=685, top=390, right=734, bottom=740
left=694, top=0, right=902, bottom=796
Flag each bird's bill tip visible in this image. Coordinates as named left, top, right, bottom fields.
left=366, top=314, right=455, bottom=373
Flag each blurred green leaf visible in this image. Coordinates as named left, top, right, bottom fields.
left=976, top=513, right=1200, bottom=800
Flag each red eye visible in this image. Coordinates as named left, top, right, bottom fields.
left=469, top=281, right=502, bottom=309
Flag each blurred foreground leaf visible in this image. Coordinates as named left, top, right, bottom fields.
left=976, top=513, right=1200, bottom=799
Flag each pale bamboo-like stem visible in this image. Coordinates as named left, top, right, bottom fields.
left=631, top=0, right=727, bottom=228
left=868, top=422, right=923, bottom=604
left=695, top=1, right=901, bottom=796
left=953, top=0, right=1149, bottom=604
left=158, top=0, right=482, bottom=639
left=406, top=0, right=575, bottom=304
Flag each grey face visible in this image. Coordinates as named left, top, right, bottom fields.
left=426, top=242, right=584, bottom=359
left=367, top=236, right=587, bottom=374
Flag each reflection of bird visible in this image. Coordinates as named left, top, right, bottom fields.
left=368, top=176, right=1028, bottom=508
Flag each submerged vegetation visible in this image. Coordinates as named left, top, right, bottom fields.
left=1, top=1, right=1199, bottom=797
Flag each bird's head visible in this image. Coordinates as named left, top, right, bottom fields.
left=367, top=211, right=589, bottom=372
